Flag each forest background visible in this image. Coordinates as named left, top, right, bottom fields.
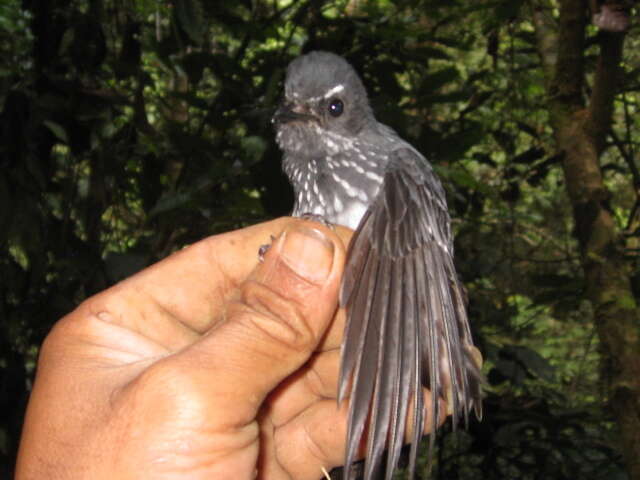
left=1, top=0, right=639, bottom=478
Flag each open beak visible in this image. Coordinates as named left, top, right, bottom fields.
left=272, top=102, right=316, bottom=125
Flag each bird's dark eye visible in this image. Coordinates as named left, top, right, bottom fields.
left=328, top=98, right=344, bottom=117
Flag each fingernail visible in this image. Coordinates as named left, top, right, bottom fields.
left=280, top=226, right=334, bottom=283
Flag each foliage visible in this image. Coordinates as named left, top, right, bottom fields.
left=1, top=0, right=638, bottom=477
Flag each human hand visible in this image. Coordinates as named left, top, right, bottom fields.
left=16, top=218, right=442, bottom=480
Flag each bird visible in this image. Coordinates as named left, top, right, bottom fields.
left=272, top=51, right=483, bottom=480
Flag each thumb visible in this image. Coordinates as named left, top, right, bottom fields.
left=185, top=220, right=345, bottom=425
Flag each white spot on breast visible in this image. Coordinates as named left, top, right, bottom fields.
left=325, top=138, right=338, bottom=153
left=330, top=173, right=363, bottom=200
left=364, top=171, right=382, bottom=182
left=326, top=130, right=355, bottom=149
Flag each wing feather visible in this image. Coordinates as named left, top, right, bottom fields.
left=343, top=256, right=380, bottom=472
left=383, top=259, right=409, bottom=478
left=338, top=222, right=375, bottom=403
left=408, top=249, right=425, bottom=477
left=339, top=147, right=483, bottom=480
left=362, top=257, right=393, bottom=479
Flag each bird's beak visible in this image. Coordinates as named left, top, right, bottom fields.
left=272, top=102, right=316, bottom=125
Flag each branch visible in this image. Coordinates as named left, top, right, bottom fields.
left=589, top=32, right=626, bottom=154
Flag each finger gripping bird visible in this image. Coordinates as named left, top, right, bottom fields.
left=272, top=51, right=483, bottom=480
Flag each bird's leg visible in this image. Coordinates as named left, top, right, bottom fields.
left=258, top=235, right=277, bottom=262
left=299, top=212, right=335, bottom=230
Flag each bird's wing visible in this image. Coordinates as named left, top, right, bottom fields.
left=338, top=147, right=483, bottom=480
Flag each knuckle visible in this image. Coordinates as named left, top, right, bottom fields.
left=304, top=360, right=332, bottom=398
left=236, top=280, right=317, bottom=354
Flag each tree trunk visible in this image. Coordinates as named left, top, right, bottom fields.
left=532, top=1, right=640, bottom=478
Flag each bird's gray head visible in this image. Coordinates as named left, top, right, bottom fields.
left=273, top=51, right=375, bottom=157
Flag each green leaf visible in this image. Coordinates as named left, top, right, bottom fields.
left=412, top=46, right=452, bottom=61
left=503, top=344, right=556, bottom=382
left=148, top=190, right=195, bottom=218
left=418, top=67, right=460, bottom=93
left=240, top=136, right=267, bottom=165
left=440, top=166, right=493, bottom=195
left=42, top=120, right=68, bottom=143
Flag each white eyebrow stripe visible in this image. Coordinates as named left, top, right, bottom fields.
left=323, top=84, right=345, bottom=98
